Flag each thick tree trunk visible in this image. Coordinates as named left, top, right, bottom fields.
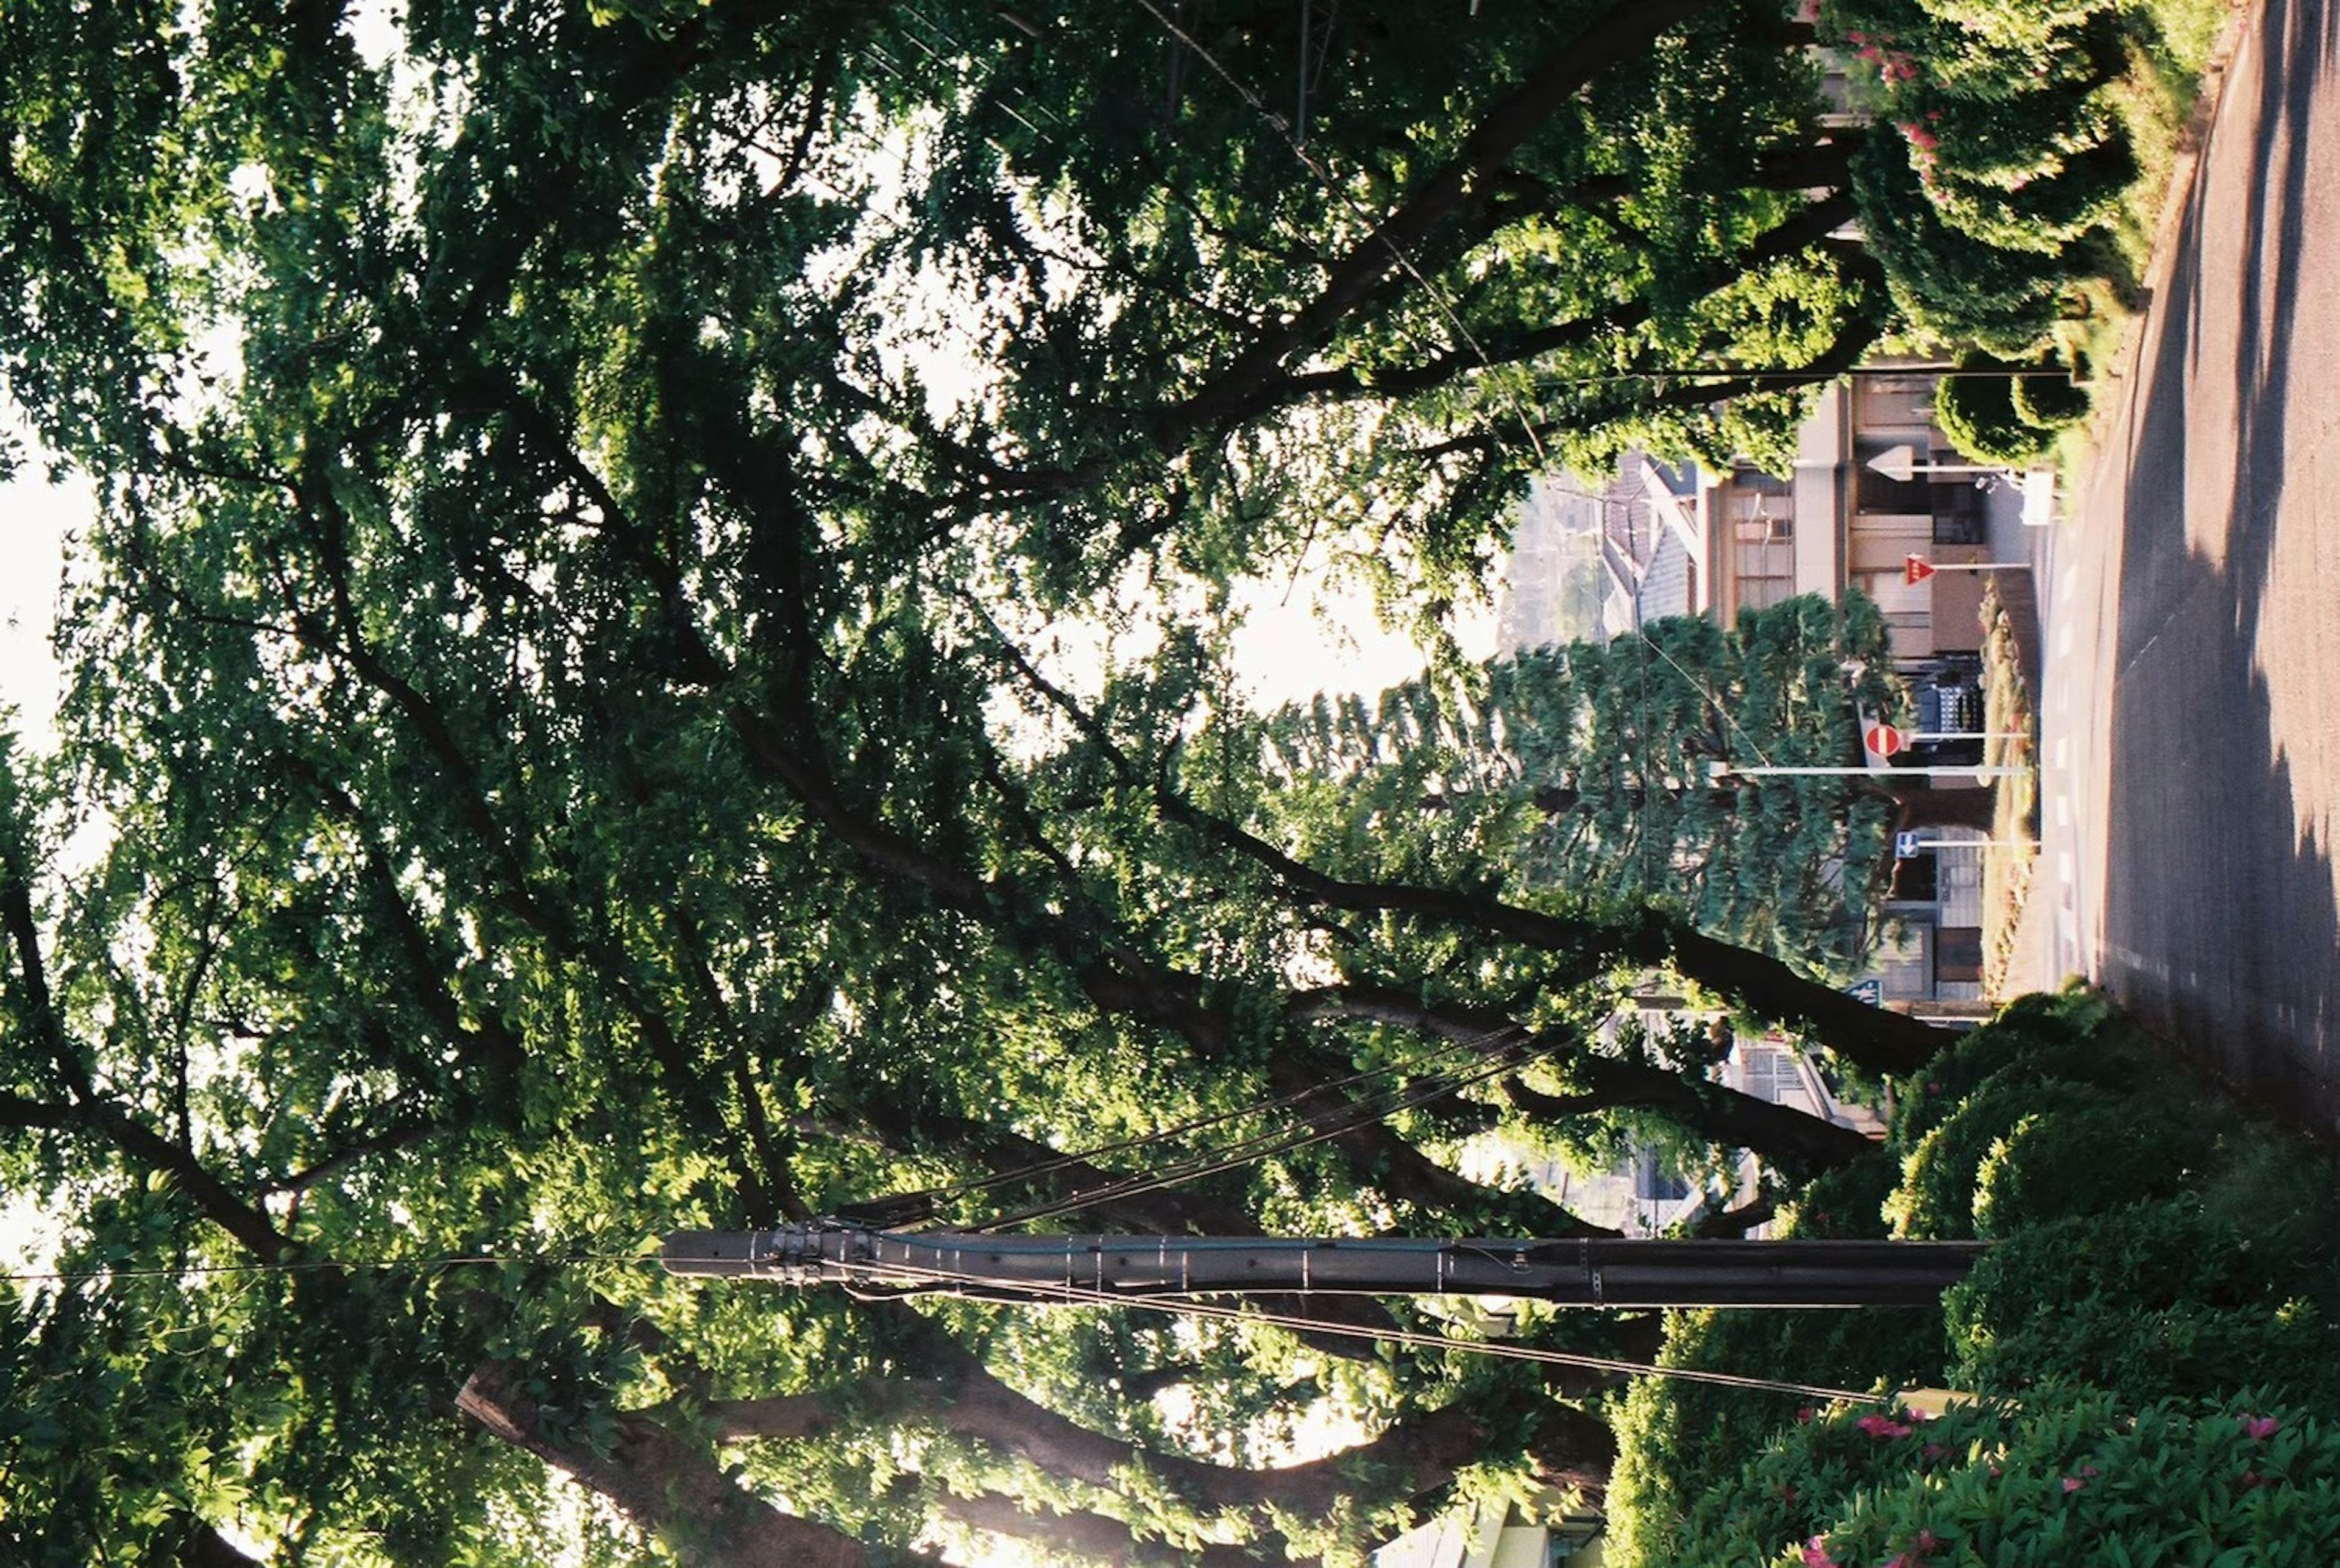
left=181, top=1522, right=264, bottom=1568
left=1569, top=1055, right=1876, bottom=1173
left=1161, top=0, right=1721, bottom=440
left=937, top=1492, right=1278, bottom=1568
left=705, top=1349, right=1611, bottom=1523
left=1316, top=985, right=1876, bottom=1172
left=458, top=1360, right=887, bottom=1568
left=1888, top=784, right=1998, bottom=834
left=1662, top=923, right=1946, bottom=1077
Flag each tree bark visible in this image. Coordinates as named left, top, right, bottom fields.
left=703, top=1347, right=1611, bottom=1523
left=1664, top=923, right=1943, bottom=1077
left=180, top=1522, right=265, bottom=1568
left=937, top=1491, right=1277, bottom=1568
left=458, top=1360, right=892, bottom=1568
left=1310, top=985, right=1876, bottom=1172
left=1887, top=784, right=1998, bottom=834
left=1162, top=0, right=1722, bottom=442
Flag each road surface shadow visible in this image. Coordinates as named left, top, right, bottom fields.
left=2102, top=0, right=2340, bottom=1139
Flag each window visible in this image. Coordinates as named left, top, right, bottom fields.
left=1740, top=1045, right=1806, bottom=1104
left=1937, top=927, right=1984, bottom=982
left=1725, top=483, right=1795, bottom=611
left=1855, top=374, right=1938, bottom=430
left=1633, top=1148, right=1692, bottom=1201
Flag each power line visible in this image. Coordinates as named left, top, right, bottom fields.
left=968, top=1021, right=1550, bottom=1231
left=2, top=1250, right=656, bottom=1288
left=831, top=1249, right=1892, bottom=1403
left=7, top=1240, right=1898, bottom=1405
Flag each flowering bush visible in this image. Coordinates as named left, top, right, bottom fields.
left=1731, top=1394, right=2340, bottom=1568
left=1606, top=990, right=2340, bottom=1568
left=1827, top=0, right=2138, bottom=365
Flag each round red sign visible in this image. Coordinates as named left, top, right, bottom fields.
left=1866, top=723, right=1905, bottom=757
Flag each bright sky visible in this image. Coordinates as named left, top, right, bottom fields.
left=0, top=449, right=82, bottom=750
left=0, top=415, right=88, bottom=1280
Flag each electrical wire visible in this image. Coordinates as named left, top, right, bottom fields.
left=6, top=1241, right=1900, bottom=1404
left=969, top=1021, right=1550, bottom=1232
left=834, top=1250, right=1889, bottom=1403
left=1, top=1251, right=655, bottom=1287
left=1127, top=0, right=1556, bottom=471
left=890, top=1012, right=1531, bottom=1217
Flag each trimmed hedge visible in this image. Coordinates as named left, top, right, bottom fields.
left=1686, top=1392, right=2340, bottom=1568
left=1604, top=988, right=2340, bottom=1567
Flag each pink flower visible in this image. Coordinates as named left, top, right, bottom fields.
left=2243, top=1415, right=2281, bottom=1441
left=1797, top=1406, right=1817, bottom=1424
left=1858, top=1413, right=1914, bottom=1439
left=1802, top=1536, right=1840, bottom=1568
left=1916, top=1532, right=1941, bottom=1553
left=1923, top=1442, right=1948, bottom=1464
left=2062, top=1476, right=2086, bottom=1493
left=2241, top=1470, right=2266, bottom=1489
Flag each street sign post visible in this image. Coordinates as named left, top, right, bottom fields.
left=1866, top=722, right=1906, bottom=757
left=1904, top=554, right=2032, bottom=583
left=1893, top=836, right=2031, bottom=856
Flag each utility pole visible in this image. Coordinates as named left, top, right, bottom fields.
left=663, top=1223, right=1985, bottom=1309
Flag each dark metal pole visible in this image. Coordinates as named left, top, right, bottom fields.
left=662, top=1224, right=1984, bottom=1309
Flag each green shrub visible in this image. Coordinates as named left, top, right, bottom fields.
left=1603, top=1302, right=1949, bottom=1568
left=1940, top=129, right=2140, bottom=251
left=1951, top=1178, right=2340, bottom=1405
left=1890, top=990, right=2115, bottom=1148
left=1852, top=138, right=2085, bottom=355
left=1970, top=1099, right=2219, bottom=1234
left=1934, top=364, right=2061, bottom=463
left=1608, top=990, right=2340, bottom=1568
left=1779, top=1149, right=1903, bottom=1239
left=1922, top=81, right=2116, bottom=187
left=1885, top=1076, right=2126, bottom=1238
left=1743, top=1394, right=2340, bottom=1568
left=2010, top=362, right=2092, bottom=427
left=1922, top=0, right=2119, bottom=48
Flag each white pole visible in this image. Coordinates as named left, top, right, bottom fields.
left=1865, top=444, right=2018, bottom=484
left=1913, top=731, right=2027, bottom=743
left=1915, top=560, right=2032, bottom=573
left=1728, top=765, right=2029, bottom=779
left=1898, top=838, right=2030, bottom=851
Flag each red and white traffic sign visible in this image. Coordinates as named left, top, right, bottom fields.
left=1904, top=554, right=1935, bottom=584
left=1865, top=722, right=1906, bottom=757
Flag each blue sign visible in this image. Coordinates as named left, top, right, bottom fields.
left=1845, top=979, right=1884, bottom=1006
left=1895, top=830, right=1923, bottom=860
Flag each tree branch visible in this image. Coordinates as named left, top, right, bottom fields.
left=458, top=1360, right=902, bottom=1568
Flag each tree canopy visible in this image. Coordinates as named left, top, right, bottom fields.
left=1261, top=595, right=1906, bottom=981
left=1, top=3, right=1956, bottom=1564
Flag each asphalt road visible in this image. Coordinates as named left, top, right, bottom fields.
left=2038, top=0, right=2340, bottom=1133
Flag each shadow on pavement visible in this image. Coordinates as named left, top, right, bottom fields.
left=2101, top=0, right=2340, bottom=1137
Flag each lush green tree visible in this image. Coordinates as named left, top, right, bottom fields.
left=1830, top=0, right=2137, bottom=359
left=0, top=2, right=1966, bottom=1563
left=1250, top=595, right=1909, bottom=981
